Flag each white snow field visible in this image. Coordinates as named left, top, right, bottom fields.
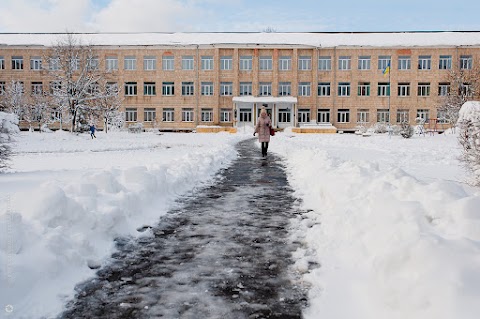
left=1, top=129, right=480, bottom=319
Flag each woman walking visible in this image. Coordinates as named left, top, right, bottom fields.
left=253, top=108, right=272, bottom=157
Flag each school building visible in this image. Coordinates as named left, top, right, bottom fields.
left=1, top=32, right=480, bottom=133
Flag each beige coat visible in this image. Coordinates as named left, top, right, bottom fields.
left=255, top=115, right=271, bottom=143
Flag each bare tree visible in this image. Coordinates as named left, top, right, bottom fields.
left=87, top=81, right=123, bottom=133
left=45, top=33, right=107, bottom=132
left=437, top=65, right=480, bottom=130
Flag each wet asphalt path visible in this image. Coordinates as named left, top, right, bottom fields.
left=60, top=139, right=309, bottom=319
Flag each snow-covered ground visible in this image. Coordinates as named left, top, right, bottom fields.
left=271, top=130, right=480, bottom=319
left=1, top=129, right=479, bottom=319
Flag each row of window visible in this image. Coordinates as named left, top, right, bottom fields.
left=124, top=107, right=440, bottom=125
left=125, top=108, right=232, bottom=123
left=0, top=54, right=474, bottom=71
left=1, top=80, right=466, bottom=98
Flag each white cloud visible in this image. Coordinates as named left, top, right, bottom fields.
left=0, top=0, right=92, bottom=32
left=89, top=0, right=207, bottom=32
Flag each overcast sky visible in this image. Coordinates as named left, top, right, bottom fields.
left=0, top=0, right=479, bottom=33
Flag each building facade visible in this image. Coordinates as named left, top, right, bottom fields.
left=1, top=32, right=480, bottom=132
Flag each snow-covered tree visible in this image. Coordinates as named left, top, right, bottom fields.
left=0, top=80, right=27, bottom=116
left=22, top=92, right=54, bottom=132
left=45, top=34, right=109, bottom=132
left=0, top=112, right=19, bottom=170
left=87, top=81, right=123, bottom=133
left=457, top=102, right=480, bottom=186
left=437, top=66, right=480, bottom=130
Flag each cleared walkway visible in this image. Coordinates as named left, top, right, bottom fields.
left=60, top=139, right=308, bottom=319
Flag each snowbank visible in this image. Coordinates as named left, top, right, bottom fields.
left=0, top=131, right=246, bottom=319
left=270, top=132, right=480, bottom=319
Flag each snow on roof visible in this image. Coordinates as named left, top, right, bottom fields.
left=1, top=32, right=480, bottom=48
left=459, top=101, right=480, bottom=123
left=232, top=96, right=297, bottom=103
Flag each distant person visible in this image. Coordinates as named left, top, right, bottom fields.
left=90, top=124, right=96, bottom=139
left=253, top=107, right=272, bottom=157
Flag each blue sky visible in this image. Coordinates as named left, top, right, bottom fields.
left=0, top=0, right=479, bottom=33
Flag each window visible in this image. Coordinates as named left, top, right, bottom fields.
left=259, top=56, right=273, bottom=70
left=124, top=82, right=137, bottom=96
left=201, top=56, right=214, bottom=70
left=378, top=56, right=391, bottom=71
left=182, top=56, right=194, bottom=70
left=220, top=56, right=232, bottom=70
left=201, top=108, right=213, bottom=122
left=278, top=82, right=291, bottom=96
left=106, top=82, right=118, bottom=94
left=182, top=82, right=194, bottom=96
left=417, top=109, right=430, bottom=122
left=439, top=55, right=452, bottom=69
left=70, top=58, right=79, bottom=71
left=338, top=82, right=350, bottom=96
left=144, top=56, right=156, bottom=70
left=31, top=82, right=43, bottom=95
left=125, top=108, right=138, bottom=122
left=239, top=56, right=253, bottom=70
left=337, top=109, right=350, bottom=123
left=318, top=82, right=331, bottom=96
left=12, top=56, right=23, bottom=70
left=298, top=109, right=311, bottom=123
left=48, top=57, right=60, bottom=71
left=220, top=82, right=233, bottom=96
left=460, top=83, right=473, bottom=97
left=201, top=82, right=214, bottom=96
left=438, top=82, right=450, bottom=96
left=0, top=82, right=5, bottom=95
left=106, top=56, right=118, bottom=71
left=144, top=82, right=156, bottom=96
left=358, top=82, right=370, bottom=96
left=240, top=82, right=252, bottom=96
left=162, top=55, right=174, bottom=70
left=396, top=109, right=409, bottom=123
left=182, top=108, right=194, bottom=122
left=163, top=108, right=174, bottom=122
left=259, top=82, right=272, bottom=96
left=437, top=110, right=449, bottom=124
left=298, top=82, right=311, bottom=96
left=398, top=83, right=410, bottom=96
left=377, top=109, right=390, bottom=123
left=318, top=56, right=331, bottom=70
left=378, top=82, right=390, bottom=96
left=49, top=81, right=61, bottom=95
left=278, top=108, right=291, bottom=123
left=460, top=55, right=473, bottom=69
left=162, top=82, right=175, bottom=96
left=357, top=109, right=369, bottom=124
left=358, top=56, right=371, bottom=70
left=317, top=109, right=330, bottom=123
left=0, top=56, right=4, bottom=69
left=220, top=109, right=232, bottom=122
left=418, top=82, right=430, bottom=96
left=239, top=108, right=252, bottom=122
left=30, top=57, right=42, bottom=70
left=87, top=57, right=99, bottom=71
left=144, top=108, right=156, bottom=122
left=279, top=56, right=291, bottom=70
left=298, top=56, right=312, bottom=70
left=398, top=56, right=411, bottom=70
left=338, top=56, right=351, bottom=70
left=124, top=56, right=136, bottom=70
left=418, top=56, right=431, bottom=70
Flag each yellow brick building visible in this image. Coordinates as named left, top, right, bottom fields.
left=1, top=32, right=479, bottom=132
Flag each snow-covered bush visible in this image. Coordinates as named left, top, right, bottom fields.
left=399, top=121, right=414, bottom=138
left=372, top=122, right=388, bottom=134
left=0, top=112, right=19, bottom=170
left=457, top=101, right=480, bottom=186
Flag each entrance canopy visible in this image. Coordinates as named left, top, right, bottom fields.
left=232, top=96, right=297, bottom=103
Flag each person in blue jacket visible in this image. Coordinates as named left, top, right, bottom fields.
left=90, top=124, right=96, bottom=139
